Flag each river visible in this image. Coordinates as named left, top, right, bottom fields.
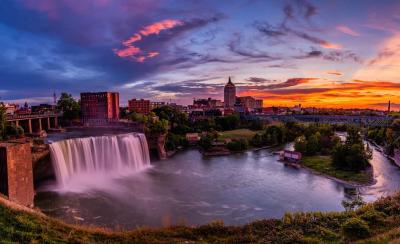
left=34, top=133, right=400, bottom=229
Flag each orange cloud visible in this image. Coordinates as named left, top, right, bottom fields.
left=263, top=78, right=317, bottom=89
left=336, top=25, right=360, bottom=37
left=113, top=19, right=182, bottom=62
left=321, top=42, right=342, bottom=49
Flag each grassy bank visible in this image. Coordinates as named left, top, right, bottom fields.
left=3, top=193, right=400, bottom=243
left=301, top=156, right=373, bottom=185
left=218, top=129, right=261, bottom=140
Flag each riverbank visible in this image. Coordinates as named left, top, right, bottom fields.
left=300, top=156, right=375, bottom=187
left=3, top=191, right=400, bottom=242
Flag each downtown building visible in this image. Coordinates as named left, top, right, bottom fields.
left=224, top=77, right=236, bottom=109
left=81, top=92, right=119, bottom=126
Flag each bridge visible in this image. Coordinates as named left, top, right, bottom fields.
left=245, top=114, right=393, bottom=127
left=6, top=112, right=59, bottom=135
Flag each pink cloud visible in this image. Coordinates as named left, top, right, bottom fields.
left=147, top=52, right=159, bottom=58
left=122, top=34, right=142, bottom=46
left=336, top=25, right=360, bottom=37
left=113, top=46, right=141, bottom=58
left=135, top=56, right=146, bottom=62
left=139, top=19, right=183, bottom=36
left=114, top=19, right=182, bottom=62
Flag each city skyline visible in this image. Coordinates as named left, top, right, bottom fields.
left=1, top=0, right=400, bottom=110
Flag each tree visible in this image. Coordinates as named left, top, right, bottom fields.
left=215, top=114, right=240, bottom=131
left=346, top=126, right=363, bottom=145
left=306, top=133, right=321, bottom=155
left=0, top=104, right=6, bottom=140
left=263, top=125, right=286, bottom=145
left=57, top=93, right=81, bottom=123
left=152, top=106, right=190, bottom=134
left=332, top=143, right=348, bottom=168
left=146, top=119, right=169, bottom=134
left=250, top=133, right=262, bottom=147
left=294, top=136, right=307, bottom=153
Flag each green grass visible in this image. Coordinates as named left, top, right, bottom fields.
left=3, top=193, right=400, bottom=243
left=301, top=156, right=373, bottom=184
left=218, top=129, right=261, bottom=140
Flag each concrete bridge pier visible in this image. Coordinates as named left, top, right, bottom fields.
left=19, top=120, right=33, bottom=134
left=49, top=117, right=58, bottom=129
left=31, top=119, right=42, bottom=134
left=41, top=117, right=50, bottom=131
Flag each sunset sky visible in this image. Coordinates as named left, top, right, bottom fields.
left=1, top=0, right=400, bottom=109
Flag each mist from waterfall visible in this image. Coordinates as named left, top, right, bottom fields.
left=49, top=133, right=150, bottom=192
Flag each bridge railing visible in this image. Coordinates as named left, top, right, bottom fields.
left=6, top=112, right=59, bottom=121
left=244, top=114, right=393, bottom=127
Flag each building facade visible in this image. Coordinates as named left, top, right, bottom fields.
left=81, top=92, right=119, bottom=126
left=224, top=77, right=236, bottom=108
left=128, top=99, right=150, bottom=114
left=235, top=96, right=263, bottom=113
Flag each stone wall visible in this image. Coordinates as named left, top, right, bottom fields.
left=0, top=140, right=34, bottom=207
left=146, top=133, right=167, bottom=159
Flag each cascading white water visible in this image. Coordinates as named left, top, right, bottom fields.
left=49, top=133, right=150, bottom=191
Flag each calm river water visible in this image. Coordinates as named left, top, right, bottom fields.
left=35, top=134, right=400, bottom=229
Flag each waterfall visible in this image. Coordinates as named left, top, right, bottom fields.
left=49, top=133, right=150, bottom=190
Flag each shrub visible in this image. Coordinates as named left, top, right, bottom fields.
left=199, top=135, right=213, bottom=151
left=227, top=141, right=242, bottom=151
left=227, top=139, right=248, bottom=151
left=360, top=209, right=386, bottom=226
left=341, top=217, right=370, bottom=240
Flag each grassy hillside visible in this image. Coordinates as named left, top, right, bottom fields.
left=2, top=193, right=400, bottom=243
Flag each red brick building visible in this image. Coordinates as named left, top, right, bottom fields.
left=0, top=140, right=34, bottom=207
left=128, top=99, right=150, bottom=114
left=81, top=92, right=120, bottom=126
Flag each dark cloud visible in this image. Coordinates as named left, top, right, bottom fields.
left=262, top=78, right=317, bottom=89
left=293, top=49, right=362, bottom=63
left=368, top=49, right=394, bottom=65
left=228, top=34, right=279, bottom=60
left=245, top=77, right=271, bottom=83
left=254, top=22, right=285, bottom=37
left=254, top=20, right=341, bottom=50
left=152, top=77, right=222, bottom=94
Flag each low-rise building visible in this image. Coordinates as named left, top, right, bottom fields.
left=186, top=133, right=201, bottom=145
left=4, top=104, right=19, bottom=115
left=128, top=99, right=150, bottom=114
left=81, top=92, right=120, bottom=126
